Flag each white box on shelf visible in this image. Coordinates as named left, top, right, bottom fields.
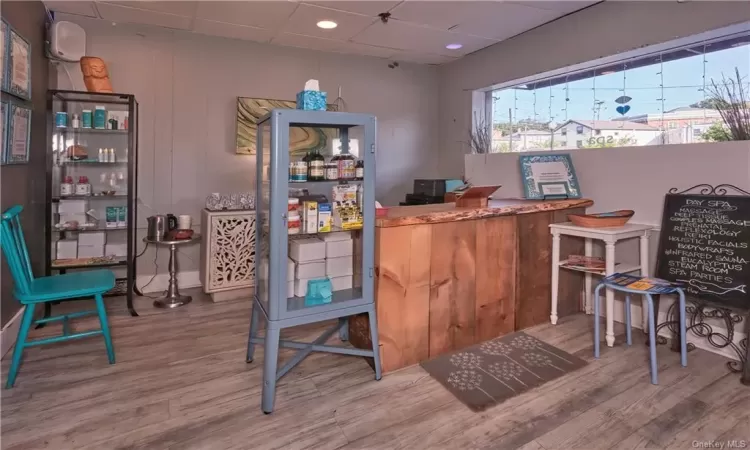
left=56, top=239, right=78, bottom=259
left=330, top=275, right=352, bottom=292
left=58, top=199, right=88, bottom=214
left=296, top=260, right=325, bottom=280
left=288, top=280, right=294, bottom=298
left=326, top=256, right=353, bottom=277
left=78, top=244, right=104, bottom=258
left=289, top=238, right=325, bottom=263
left=78, top=231, right=106, bottom=247
left=59, top=213, right=88, bottom=224
left=326, top=239, right=352, bottom=258
left=105, top=243, right=128, bottom=257
left=319, top=231, right=351, bottom=242
left=287, top=258, right=294, bottom=281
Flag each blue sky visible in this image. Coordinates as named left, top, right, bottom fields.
left=493, top=44, right=750, bottom=125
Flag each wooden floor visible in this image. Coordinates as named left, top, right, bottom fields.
left=2, top=290, right=749, bottom=449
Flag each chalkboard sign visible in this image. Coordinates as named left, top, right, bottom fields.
left=656, top=194, right=750, bottom=310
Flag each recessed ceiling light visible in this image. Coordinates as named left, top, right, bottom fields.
left=317, top=20, right=338, bottom=30
left=445, top=43, right=462, bottom=50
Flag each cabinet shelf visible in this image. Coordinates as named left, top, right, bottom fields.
left=51, top=256, right=128, bottom=270
left=59, top=160, right=128, bottom=166
left=53, top=194, right=127, bottom=202
left=54, top=128, right=129, bottom=135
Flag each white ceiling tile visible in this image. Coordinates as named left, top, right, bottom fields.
left=45, top=1, right=99, bottom=18
left=97, top=1, right=198, bottom=17
left=194, top=1, right=298, bottom=30
left=352, top=19, right=497, bottom=57
left=95, top=2, right=193, bottom=29
left=449, top=2, right=560, bottom=40
left=193, top=19, right=276, bottom=43
left=389, top=1, right=492, bottom=30
left=272, top=32, right=397, bottom=58
left=282, top=4, right=377, bottom=40
left=390, top=50, right=458, bottom=65
left=302, top=1, right=401, bottom=16
left=509, top=1, right=598, bottom=14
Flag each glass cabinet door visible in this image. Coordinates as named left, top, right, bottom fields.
left=256, top=119, right=272, bottom=316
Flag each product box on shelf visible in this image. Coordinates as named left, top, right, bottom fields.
left=289, top=238, right=325, bottom=263
left=293, top=277, right=331, bottom=297
left=318, top=203, right=332, bottom=233
left=326, top=256, right=354, bottom=277
left=330, top=275, right=353, bottom=292
left=319, top=231, right=351, bottom=242
left=58, top=199, right=88, bottom=214
left=332, top=185, right=357, bottom=203
left=302, top=201, right=318, bottom=234
left=105, top=243, right=127, bottom=257
left=326, top=238, right=352, bottom=259
left=78, top=244, right=104, bottom=258
left=296, top=260, right=326, bottom=280
left=79, top=231, right=106, bottom=247
left=105, top=207, right=119, bottom=228
left=118, top=206, right=127, bottom=227
left=59, top=213, right=88, bottom=225
left=56, top=239, right=78, bottom=259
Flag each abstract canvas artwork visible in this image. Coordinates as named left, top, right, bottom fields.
left=235, top=97, right=337, bottom=157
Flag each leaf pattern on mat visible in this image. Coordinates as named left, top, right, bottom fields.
left=479, top=340, right=513, bottom=356
left=449, top=352, right=483, bottom=369
left=446, top=370, right=483, bottom=391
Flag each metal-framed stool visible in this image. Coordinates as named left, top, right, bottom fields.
left=593, top=276, right=687, bottom=385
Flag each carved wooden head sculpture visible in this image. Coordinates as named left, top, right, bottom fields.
left=80, top=56, right=113, bottom=93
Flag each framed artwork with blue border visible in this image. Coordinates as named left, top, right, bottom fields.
left=1, top=101, right=7, bottom=163
left=5, top=104, right=30, bottom=164
left=1, top=20, right=8, bottom=93
left=519, top=153, right=581, bottom=200
left=8, top=27, right=31, bottom=100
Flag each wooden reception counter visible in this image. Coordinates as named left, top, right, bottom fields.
left=349, top=198, right=593, bottom=374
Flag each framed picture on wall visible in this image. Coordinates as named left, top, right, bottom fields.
left=1, top=20, right=8, bottom=93
left=519, top=153, right=581, bottom=200
left=5, top=104, right=30, bottom=164
left=8, top=28, right=31, bottom=100
left=1, top=101, right=7, bottom=163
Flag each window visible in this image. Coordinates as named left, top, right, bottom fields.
left=694, top=128, right=703, bottom=137
left=489, top=24, right=749, bottom=152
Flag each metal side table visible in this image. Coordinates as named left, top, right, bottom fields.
left=143, top=234, right=201, bottom=308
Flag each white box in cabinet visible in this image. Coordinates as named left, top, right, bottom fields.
left=296, top=260, right=325, bottom=280
left=326, top=256, right=353, bottom=277
left=79, top=231, right=106, bottom=247
left=289, top=238, right=325, bottom=263
left=56, top=239, right=78, bottom=259
left=200, top=209, right=256, bottom=297
left=325, top=239, right=352, bottom=258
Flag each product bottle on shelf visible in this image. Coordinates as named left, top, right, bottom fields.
left=355, top=159, right=364, bottom=180
left=61, top=176, right=74, bottom=196
left=338, top=153, right=356, bottom=180
left=308, top=149, right=325, bottom=181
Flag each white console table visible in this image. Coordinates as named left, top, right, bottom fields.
left=549, top=222, right=654, bottom=347
left=200, top=209, right=256, bottom=301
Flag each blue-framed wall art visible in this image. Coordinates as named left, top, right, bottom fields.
left=7, top=26, right=31, bottom=100
left=5, top=103, right=30, bottom=164
left=519, top=153, right=582, bottom=200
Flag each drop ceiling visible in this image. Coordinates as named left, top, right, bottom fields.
left=44, top=0, right=598, bottom=65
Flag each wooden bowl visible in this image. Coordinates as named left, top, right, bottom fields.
left=568, top=210, right=634, bottom=228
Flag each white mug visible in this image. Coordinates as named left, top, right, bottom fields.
left=178, top=215, right=192, bottom=230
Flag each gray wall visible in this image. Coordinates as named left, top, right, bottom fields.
left=53, top=14, right=439, bottom=279
left=437, top=1, right=750, bottom=178
left=1, top=1, right=49, bottom=326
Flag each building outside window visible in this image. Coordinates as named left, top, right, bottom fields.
left=489, top=25, right=749, bottom=152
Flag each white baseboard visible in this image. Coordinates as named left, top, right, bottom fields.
left=136, top=270, right=202, bottom=294
left=1, top=306, right=25, bottom=359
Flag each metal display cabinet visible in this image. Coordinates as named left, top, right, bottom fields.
left=45, top=90, right=139, bottom=317
left=246, top=109, right=382, bottom=414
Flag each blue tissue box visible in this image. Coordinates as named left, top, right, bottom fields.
left=304, top=278, right=333, bottom=306
left=296, top=90, right=327, bottom=111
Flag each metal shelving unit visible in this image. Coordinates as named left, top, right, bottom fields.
left=246, top=109, right=382, bottom=414
left=45, top=90, right=139, bottom=316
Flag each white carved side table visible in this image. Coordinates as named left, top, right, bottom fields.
left=549, top=222, right=654, bottom=347
left=200, top=209, right=256, bottom=302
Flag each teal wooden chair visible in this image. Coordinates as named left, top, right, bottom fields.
left=1, top=205, right=116, bottom=388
